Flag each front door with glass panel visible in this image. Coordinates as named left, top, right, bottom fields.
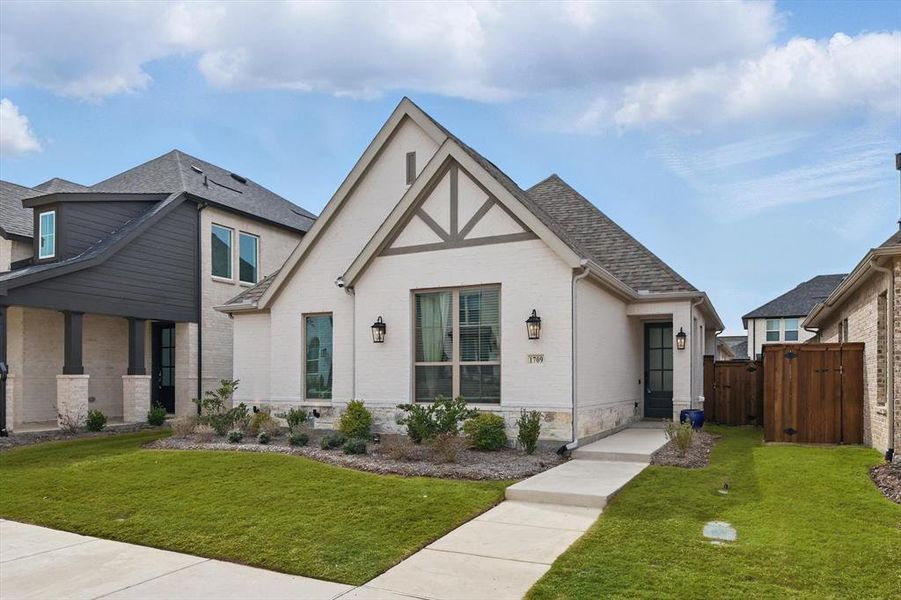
left=644, top=323, right=673, bottom=419
left=152, top=323, right=176, bottom=414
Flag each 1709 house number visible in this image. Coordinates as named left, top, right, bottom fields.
left=527, top=354, right=545, bottom=364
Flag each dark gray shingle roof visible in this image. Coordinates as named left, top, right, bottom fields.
left=880, top=229, right=901, bottom=248
left=224, top=268, right=281, bottom=306
left=718, top=335, right=748, bottom=359
left=527, top=175, right=696, bottom=293
left=743, top=274, right=847, bottom=321
left=91, top=150, right=316, bottom=232
left=0, top=180, right=35, bottom=239
left=33, top=178, right=88, bottom=194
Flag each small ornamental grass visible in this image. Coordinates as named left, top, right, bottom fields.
left=284, top=407, right=309, bottom=433
left=257, top=431, right=271, bottom=445
left=171, top=417, right=197, bottom=439
left=342, top=438, right=367, bottom=455
left=664, top=420, right=695, bottom=457
left=428, top=433, right=468, bottom=463
left=320, top=433, right=346, bottom=450
left=463, top=413, right=507, bottom=451
left=288, top=432, right=309, bottom=447
left=249, top=411, right=280, bottom=436
left=193, top=423, right=215, bottom=443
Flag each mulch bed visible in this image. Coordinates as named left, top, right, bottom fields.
left=147, top=432, right=563, bottom=480
left=650, top=430, right=719, bottom=468
left=870, top=462, right=901, bottom=504
left=0, top=423, right=158, bottom=451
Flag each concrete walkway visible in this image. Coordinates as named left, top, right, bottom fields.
left=1, top=426, right=668, bottom=600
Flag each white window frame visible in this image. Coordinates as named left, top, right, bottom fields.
left=765, top=319, right=780, bottom=342
left=38, top=210, right=56, bottom=259
left=783, top=318, right=799, bottom=342
left=211, top=224, right=233, bottom=280
left=238, top=231, right=260, bottom=285
left=411, top=285, right=502, bottom=404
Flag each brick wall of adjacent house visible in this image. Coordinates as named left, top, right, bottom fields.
left=0, top=237, right=31, bottom=273
left=818, top=264, right=892, bottom=452
left=894, top=257, right=901, bottom=458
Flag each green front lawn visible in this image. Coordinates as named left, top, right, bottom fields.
left=0, top=432, right=506, bottom=585
left=528, top=427, right=901, bottom=599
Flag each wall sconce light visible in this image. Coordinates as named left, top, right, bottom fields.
left=371, top=316, right=387, bottom=343
left=676, top=327, right=687, bottom=350
left=526, top=309, right=541, bottom=340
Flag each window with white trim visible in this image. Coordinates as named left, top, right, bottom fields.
left=211, top=224, right=233, bottom=279
left=304, top=314, right=333, bottom=400
left=38, top=211, right=56, bottom=259
left=238, top=232, right=259, bottom=284
left=784, top=318, right=799, bottom=341
left=414, top=286, right=500, bottom=403
left=765, top=319, right=780, bottom=342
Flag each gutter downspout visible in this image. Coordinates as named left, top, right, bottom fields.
left=689, top=296, right=704, bottom=409
left=338, top=277, right=356, bottom=400
left=564, top=261, right=591, bottom=452
left=196, top=202, right=206, bottom=411
left=871, top=258, right=895, bottom=462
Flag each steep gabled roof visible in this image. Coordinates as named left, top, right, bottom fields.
left=527, top=175, right=696, bottom=293
left=91, top=150, right=316, bottom=232
left=879, top=229, right=901, bottom=248
left=33, top=177, right=88, bottom=194
left=717, top=335, right=748, bottom=359
left=743, top=274, right=847, bottom=323
left=0, top=180, right=36, bottom=239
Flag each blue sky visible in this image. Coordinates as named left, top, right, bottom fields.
left=1, top=1, right=899, bottom=334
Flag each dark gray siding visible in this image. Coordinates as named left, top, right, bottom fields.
left=60, top=201, right=155, bottom=258
left=5, top=202, right=197, bottom=322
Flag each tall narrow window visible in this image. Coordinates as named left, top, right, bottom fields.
left=765, top=319, right=780, bottom=342
left=414, top=286, right=501, bottom=404
left=783, top=318, right=799, bottom=341
left=305, top=314, right=333, bottom=399
left=38, top=211, right=56, bottom=259
left=406, top=151, right=416, bottom=185
left=211, top=224, right=232, bottom=279
left=239, top=232, right=259, bottom=284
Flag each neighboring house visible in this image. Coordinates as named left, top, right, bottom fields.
left=804, top=231, right=900, bottom=460
left=218, top=98, right=723, bottom=446
left=0, top=151, right=314, bottom=434
left=716, top=335, right=747, bottom=361
left=741, top=274, right=847, bottom=359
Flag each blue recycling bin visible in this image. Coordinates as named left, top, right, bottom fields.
left=679, top=409, right=705, bottom=430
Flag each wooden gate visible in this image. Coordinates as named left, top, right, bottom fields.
left=704, top=358, right=764, bottom=426
left=763, top=343, right=863, bottom=444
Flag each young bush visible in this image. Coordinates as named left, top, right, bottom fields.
left=428, top=433, right=468, bottom=463
left=257, top=431, right=271, bottom=445
left=379, top=436, right=421, bottom=461
left=193, top=423, right=215, bottom=442
left=288, top=432, right=309, bottom=447
left=147, top=403, right=167, bottom=426
left=339, top=400, right=373, bottom=440
left=342, top=438, right=367, bottom=455
left=193, top=379, right=240, bottom=416
left=664, top=420, right=694, bottom=457
left=227, top=429, right=244, bottom=444
left=396, top=403, right=435, bottom=444
left=516, top=409, right=542, bottom=455
left=463, top=412, right=507, bottom=451
left=320, top=433, right=346, bottom=450
left=284, top=407, right=309, bottom=433
left=397, top=395, right=478, bottom=443
left=85, top=409, right=107, bottom=432
left=249, top=411, right=280, bottom=436
left=171, top=417, right=197, bottom=438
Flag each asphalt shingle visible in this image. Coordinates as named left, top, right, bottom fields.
left=0, top=180, right=36, bottom=239
left=743, top=274, right=847, bottom=320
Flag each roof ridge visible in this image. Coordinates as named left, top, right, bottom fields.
left=170, top=149, right=188, bottom=192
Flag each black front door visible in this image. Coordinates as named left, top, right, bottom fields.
left=152, top=323, right=176, bottom=413
left=644, top=323, right=673, bottom=419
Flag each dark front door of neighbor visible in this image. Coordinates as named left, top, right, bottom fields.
left=152, top=323, right=176, bottom=414
left=644, top=323, right=673, bottom=419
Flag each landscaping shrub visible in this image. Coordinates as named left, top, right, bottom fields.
left=397, top=395, right=478, bottom=443
left=339, top=400, right=373, bottom=440
left=428, top=433, right=467, bottom=463
left=193, top=423, right=215, bottom=443
left=193, top=379, right=240, bottom=415
left=320, top=433, right=346, bottom=450
left=249, top=411, right=280, bottom=436
left=284, top=407, right=309, bottom=432
left=147, top=403, right=167, bottom=426
left=342, top=438, right=367, bottom=455
left=463, top=412, right=507, bottom=451
left=85, top=409, right=107, bottom=432
left=257, top=431, right=271, bottom=445
left=516, top=409, right=542, bottom=455
left=664, top=420, right=694, bottom=457
left=227, top=429, right=244, bottom=444
left=171, top=417, right=197, bottom=438
left=288, top=432, right=309, bottom=447
left=379, top=436, right=421, bottom=461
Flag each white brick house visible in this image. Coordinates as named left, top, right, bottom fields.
left=218, top=98, right=723, bottom=447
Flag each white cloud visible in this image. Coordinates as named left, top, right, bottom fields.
left=0, top=1, right=779, bottom=102
left=613, top=32, right=901, bottom=130
left=0, top=98, right=41, bottom=156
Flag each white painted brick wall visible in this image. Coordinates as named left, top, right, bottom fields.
left=83, top=314, right=128, bottom=418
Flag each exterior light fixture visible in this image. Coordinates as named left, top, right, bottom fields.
left=526, top=309, right=541, bottom=340
left=371, top=316, right=387, bottom=343
left=676, top=327, right=687, bottom=350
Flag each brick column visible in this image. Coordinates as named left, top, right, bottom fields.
left=122, top=375, right=151, bottom=423
left=57, top=374, right=90, bottom=428
left=4, top=374, right=15, bottom=432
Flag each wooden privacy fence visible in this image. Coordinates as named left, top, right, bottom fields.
left=703, top=356, right=764, bottom=426
left=763, top=343, right=864, bottom=444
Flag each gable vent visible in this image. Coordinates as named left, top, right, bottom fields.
left=406, top=152, right=416, bottom=185
left=230, top=172, right=248, bottom=185
left=190, top=165, right=203, bottom=174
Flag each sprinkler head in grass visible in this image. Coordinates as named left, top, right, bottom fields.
left=718, top=482, right=730, bottom=495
